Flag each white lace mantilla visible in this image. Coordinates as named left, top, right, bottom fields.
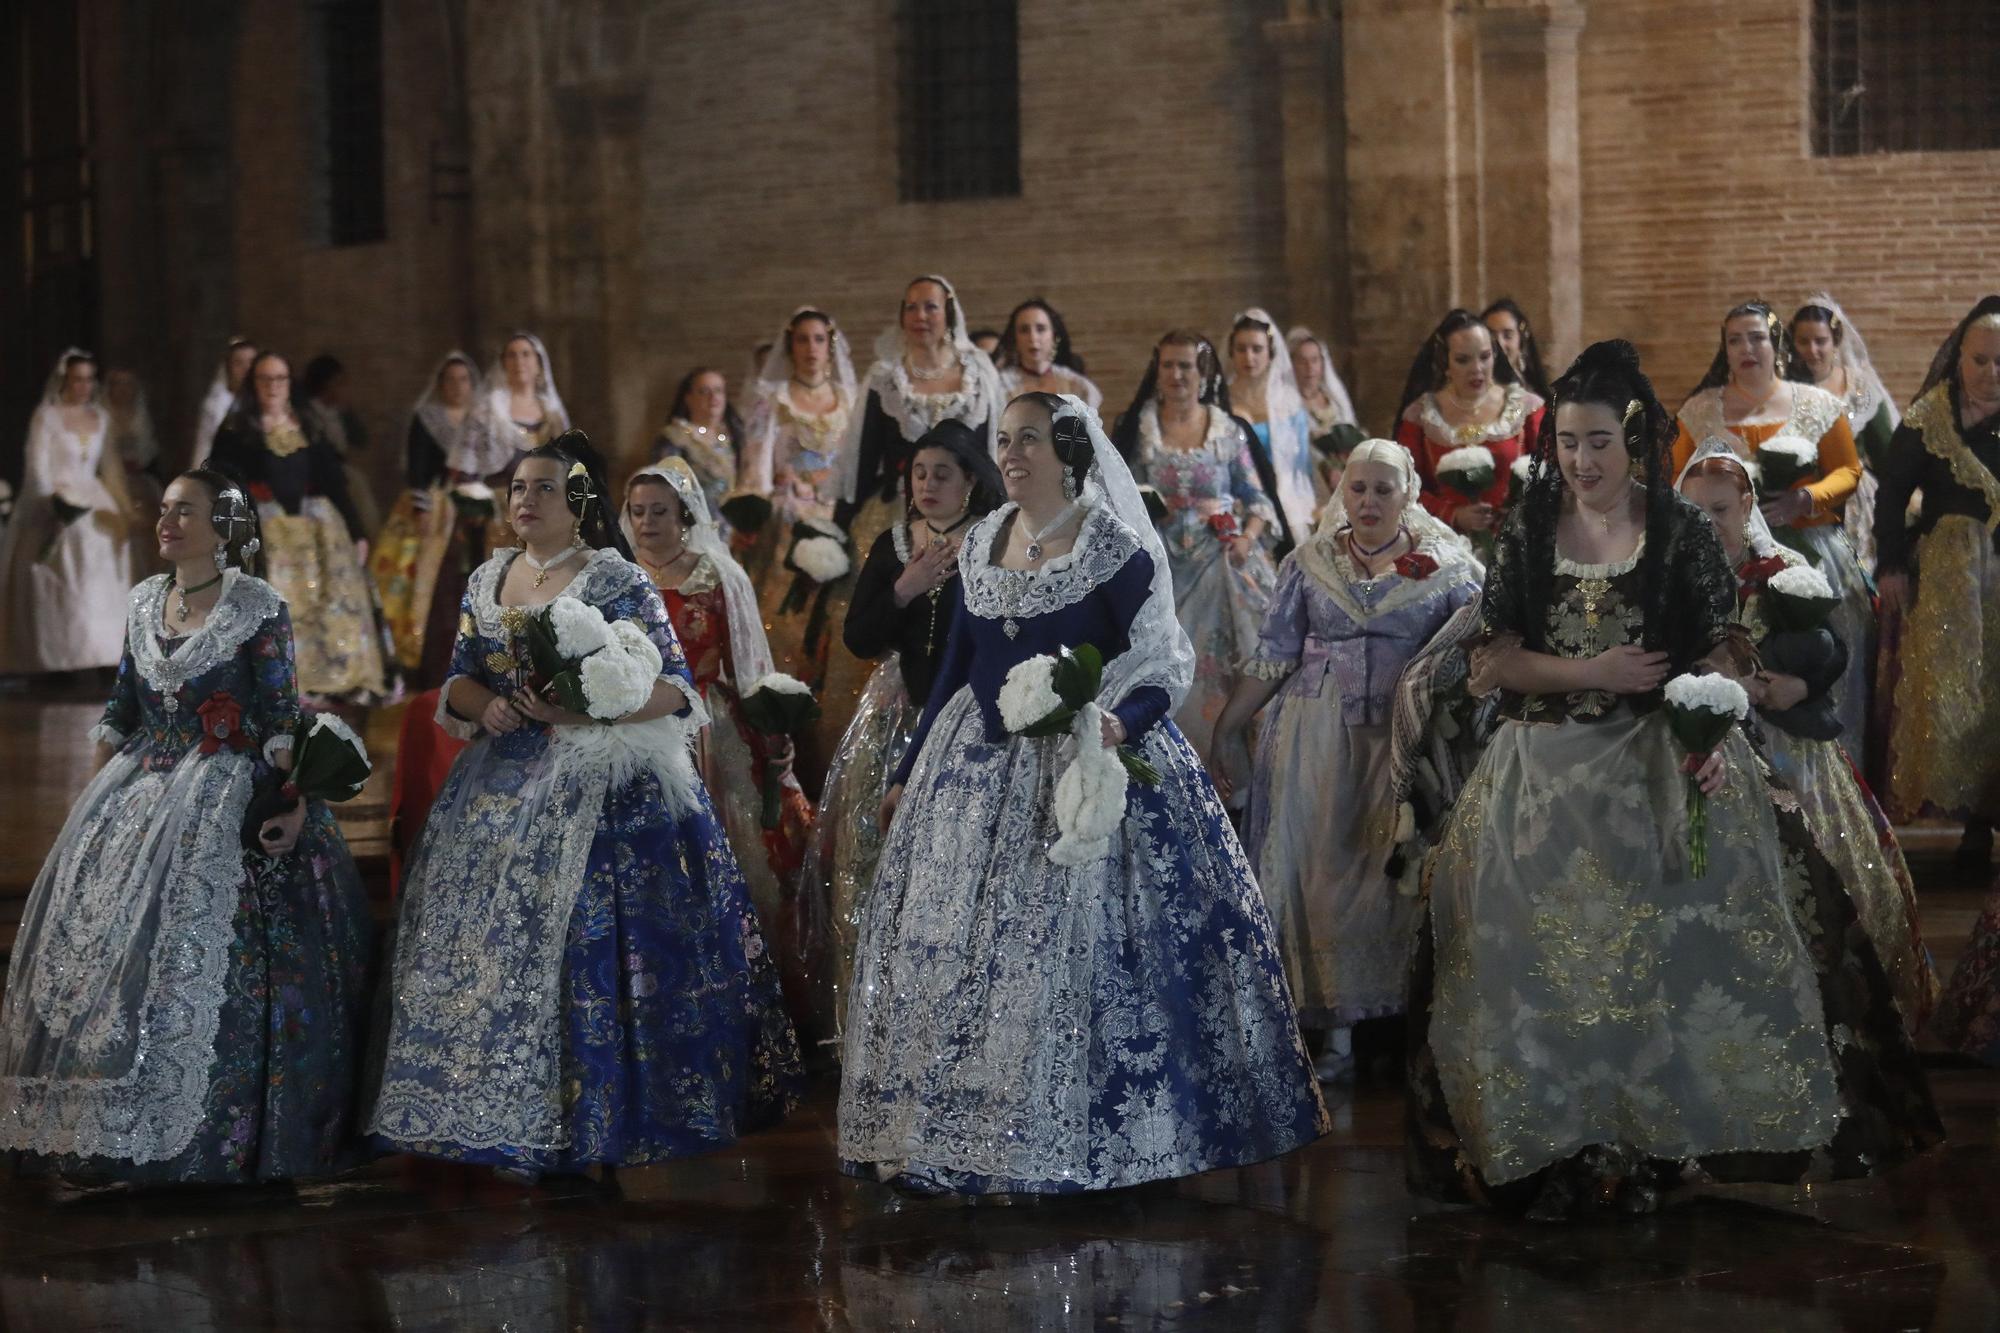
left=127, top=572, right=283, bottom=698
left=959, top=502, right=1140, bottom=627
left=1414, top=383, right=1537, bottom=450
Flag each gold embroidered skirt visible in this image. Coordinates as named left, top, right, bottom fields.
left=259, top=497, right=387, bottom=697
left=1888, top=514, right=2000, bottom=822
left=368, top=487, right=454, bottom=672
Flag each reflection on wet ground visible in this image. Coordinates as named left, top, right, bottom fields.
left=1, top=1071, right=1994, bottom=1331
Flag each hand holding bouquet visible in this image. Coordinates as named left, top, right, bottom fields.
left=739, top=672, right=821, bottom=828
left=241, top=710, right=373, bottom=854
left=998, top=644, right=1160, bottom=866
left=522, top=595, right=663, bottom=724
left=1437, top=445, right=1499, bottom=561
left=779, top=517, right=852, bottom=613
left=1661, top=672, right=1749, bottom=878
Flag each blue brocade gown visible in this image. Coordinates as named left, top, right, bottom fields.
left=0, top=572, right=373, bottom=1182
left=369, top=548, right=802, bottom=1171
left=837, top=503, right=1327, bottom=1194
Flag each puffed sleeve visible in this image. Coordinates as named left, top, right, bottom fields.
left=247, top=605, right=305, bottom=765
left=90, top=636, right=142, bottom=749
left=435, top=589, right=488, bottom=740
left=1401, top=411, right=1454, bottom=526
left=1800, top=413, right=1862, bottom=518
left=1100, top=551, right=1172, bottom=741
left=1245, top=555, right=1309, bottom=680
left=1872, top=422, right=1927, bottom=577
left=843, top=529, right=907, bottom=660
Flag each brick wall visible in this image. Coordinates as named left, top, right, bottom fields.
left=1574, top=0, right=2000, bottom=406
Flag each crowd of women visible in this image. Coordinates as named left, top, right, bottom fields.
left=0, top=274, right=1996, bottom=1221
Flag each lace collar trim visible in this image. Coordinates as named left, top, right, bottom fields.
left=1136, top=402, right=1239, bottom=463
left=1678, top=383, right=1844, bottom=448
left=1293, top=522, right=1474, bottom=624
left=469, top=547, right=639, bottom=635
left=1905, top=384, right=2000, bottom=534
left=1415, top=383, right=1535, bottom=448
left=128, top=571, right=283, bottom=694
left=1555, top=532, right=1648, bottom=579
left=869, top=354, right=994, bottom=444
left=960, top=502, right=1139, bottom=622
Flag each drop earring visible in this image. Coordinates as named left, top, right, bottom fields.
left=213, top=543, right=228, bottom=573
left=1061, top=467, right=1078, bottom=501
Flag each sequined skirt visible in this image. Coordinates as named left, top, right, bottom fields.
left=1887, top=515, right=2000, bottom=821
left=258, top=496, right=386, bottom=697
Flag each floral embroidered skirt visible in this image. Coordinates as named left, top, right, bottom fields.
left=372, top=748, right=803, bottom=1172
left=1407, top=707, right=1939, bottom=1205
left=838, top=689, right=1327, bottom=1194
left=258, top=496, right=386, bottom=698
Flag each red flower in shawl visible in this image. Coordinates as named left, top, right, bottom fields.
left=1394, top=551, right=1439, bottom=580
left=1206, top=512, right=1241, bottom=542
left=1737, top=553, right=1790, bottom=607
left=196, top=691, right=250, bottom=756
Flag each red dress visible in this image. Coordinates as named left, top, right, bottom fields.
left=1395, top=384, right=1546, bottom=532
left=659, top=562, right=819, bottom=1028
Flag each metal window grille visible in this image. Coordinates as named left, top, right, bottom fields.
left=897, top=0, right=1021, bottom=203
left=1812, top=0, right=2000, bottom=156
left=317, top=0, right=386, bottom=245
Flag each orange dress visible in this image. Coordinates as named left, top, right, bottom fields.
left=1670, top=383, right=1861, bottom=527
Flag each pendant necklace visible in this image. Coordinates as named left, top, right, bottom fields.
left=1021, top=503, right=1077, bottom=563
left=905, top=353, right=956, bottom=383
left=638, top=544, right=689, bottom=589
left=524, top=543, right=584, bottom=589
left=171, top=570, right=224, bottom=624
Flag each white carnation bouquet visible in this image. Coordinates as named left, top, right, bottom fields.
left=778, top=516, right=852, bottom=612
left=1754, top=434, right=1819, bottom=502
left=1437, top=444, right=1499, bottom=561
left=522, top=594, right=662, bottom=723
left=997, top=645, right=1160, bottom=866
left=1763, top=563, right=1840, bottom=633
left=1661, top=672, right=1750, bottom=877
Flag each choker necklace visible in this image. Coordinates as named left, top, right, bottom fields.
left=1020, top=503, right=1079, bottom=562
left=924, top=511, right=972, bottom=539
left=524, top=543, right=585, bottom=589
left=905, top=354, right=956, bottom=383
left=171, top=570, right=225, bottom=623
left=1347, top=525, right=1407, bottom=560
left=791, top=375, right=830, bottom=392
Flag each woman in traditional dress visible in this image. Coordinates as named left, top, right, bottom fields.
left=994, top=297, right=1102, bottom=410
left=0, top=470, right=372, bottom=1187
left=1678, top=439, right=1935, bottom=1029
left=1875, top=296, right=2000, bottom=872
left=210, top=351, right=385, bottom=701
left=1480, top=297, right=1552, bottom=400
left=1791, top=294, right=1900, bottom=572
left=368, top=352, right=479, bottom=675
left=821, top=275, right=1002, bottom=768
left=1209, top=440, right=1479, bottom=1081
left=1111, top=331, right=1281, bottom=761
left=1227, top=308, right=1316, bottom=543
left=652, top=368, right=743, bottom=516
left=1670, top=300, right=1873, bottom=751
left=105, top=367, right=165, bottom=581
left=1394, top=309, right=1546, bottom=542
left=740, top=308, right=859, bottom=685
left=621, top=459, right=815, bottom=1022
left=839, top=391, right=1326, bottom=1196
left=415, top=332, right=575, bottom=687
left=301, top=355, right=381, bottom=538
left=0, top=349, right=134, bottom=675
left=1407, top=340, right=1938, bottom=1218
left=803, top=419, right=1003, bottom=1037
left=1285, top=326, right=1360, bottom=500
left=372, top=439, right=802, bottom=1179
left=191, top=337, right=256, bottom=469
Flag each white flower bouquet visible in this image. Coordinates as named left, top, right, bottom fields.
left=739, top=672, right=821, bottom=828
left=523, top=595, right=662, bottom=723
left=1661, top=672, right=1750, bottom=878
left=778, top=516, right=852, bottom=612
left=1436, top=445, right=1497, bottom=502
left=998, top=645, right=1161, bottom=866
left=1754, top=434, right=1819, bottom=501
left=1764, top=563, right=1840, bottom=633
left=240, top=710, right=373, bottom=852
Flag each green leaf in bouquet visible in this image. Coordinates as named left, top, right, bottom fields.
left=1117, top=746, right=1162, bottom=787
left=523, top=605, right=576, bottom=685
left=544, top=668, right=590, bottom=718
left=1016, top=707, right=1079, bottom=740
left=290, top=714, right=373, bottom=803
left=1663, top=705, right=1737, bottom=758
left=1050, top=643, right=1105, bottom=710
left=741, top=684, right=821, bottom=735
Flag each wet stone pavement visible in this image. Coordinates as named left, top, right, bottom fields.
left=0, top=1068, right=1995, bottom=1331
